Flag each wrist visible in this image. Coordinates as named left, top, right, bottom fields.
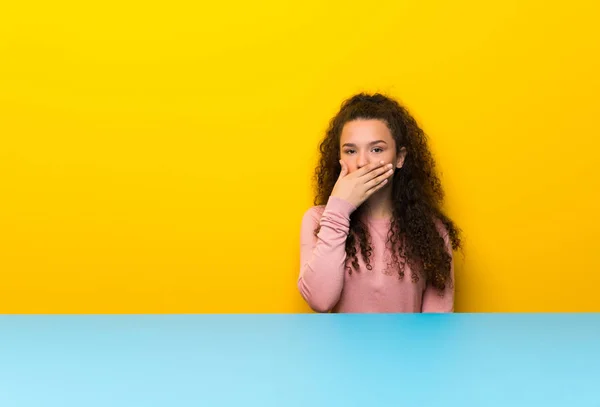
left=326, top=196, right=357, bottom=216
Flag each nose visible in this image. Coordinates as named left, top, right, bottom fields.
left=356, top=151, right=368, bottom=169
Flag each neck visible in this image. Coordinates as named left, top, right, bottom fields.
left=363, top=184, right=394, bottom=220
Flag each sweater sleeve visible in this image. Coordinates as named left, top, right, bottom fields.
left=421, top=220, right=455, bottom=313
left=297, top=197, right=356, bottom=313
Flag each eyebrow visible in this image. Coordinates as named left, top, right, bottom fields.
left=342, top=140, right=388, bottom=148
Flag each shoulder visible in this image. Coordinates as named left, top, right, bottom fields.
left=301, top=204, right=326, bottom=227
left=301, top=197, right=356, bottom=226
left=432, top=217, right=449, bottom=239
left=299, top=205, right=325, bottom=242
left=432, top=216, right=453, bottom=254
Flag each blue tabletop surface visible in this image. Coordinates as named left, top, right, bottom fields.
left=0, top=314, right=598, bottom=407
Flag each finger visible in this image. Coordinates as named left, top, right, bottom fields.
left=365, top=167, right=394, bottom=191
left=338, top=160, right=348, bottom=178
left=364, top=178, right=388, bottom=197
left=354, top=161, right=385, bottom=177
left=361, top=162, right=394, bottom=181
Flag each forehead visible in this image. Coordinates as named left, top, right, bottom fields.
left=340, top=119, right=393, bottom=144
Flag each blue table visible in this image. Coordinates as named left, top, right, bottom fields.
left=0, top=314, right=598, bottom=406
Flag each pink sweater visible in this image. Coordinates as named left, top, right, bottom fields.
left=298, top=197, right=454, bottom=313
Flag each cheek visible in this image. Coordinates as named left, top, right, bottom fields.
left=341, top=159, right=359, bottom=173
left=385, top=152, right=398, bottom=166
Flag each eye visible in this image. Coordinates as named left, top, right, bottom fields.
left=344, top=149, right=356, bottom=155
left=372, top=147, right=384, bottom=153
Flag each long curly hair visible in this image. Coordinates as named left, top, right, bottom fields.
left=313, top=93, right=462, bottom=291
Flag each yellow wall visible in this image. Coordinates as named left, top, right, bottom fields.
left=1, top=1, right=599, bottom=312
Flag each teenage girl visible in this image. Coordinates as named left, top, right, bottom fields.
left=298, top=93, right=462, bottom=313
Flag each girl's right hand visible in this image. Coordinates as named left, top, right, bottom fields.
left=330, top=160, right=394, bottom=208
